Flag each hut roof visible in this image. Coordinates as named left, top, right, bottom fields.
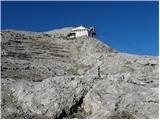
left=72, top=26, right=87, bottom=31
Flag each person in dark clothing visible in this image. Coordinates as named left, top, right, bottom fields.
left=98, top=66, right=101, bottom=78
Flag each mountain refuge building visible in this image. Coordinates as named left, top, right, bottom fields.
left=67, top=25, right=96, bottom=39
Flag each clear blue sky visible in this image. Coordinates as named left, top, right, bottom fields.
left=1, top=1, right=159, bottom=56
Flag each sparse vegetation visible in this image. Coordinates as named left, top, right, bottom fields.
left=109, top=111, right=135, bottom=119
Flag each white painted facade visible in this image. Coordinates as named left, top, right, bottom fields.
left=71, top=26, right=88, bottom=38
left=67, top=25, right=96, bottom=39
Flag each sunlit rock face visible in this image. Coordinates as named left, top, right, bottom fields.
left=1, top=28, right=158, bottom=119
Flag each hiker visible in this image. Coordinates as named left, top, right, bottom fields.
left=97, top=58, right=102, bottom=79
left=98, top=66, right=101, bottom=78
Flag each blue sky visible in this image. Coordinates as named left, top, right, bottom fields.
left=1, top=1, right=159, bottom=56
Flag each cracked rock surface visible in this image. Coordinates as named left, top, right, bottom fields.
left=83, top=73, right=158, bottom=119
left=1, top=28, right=159, bottom=118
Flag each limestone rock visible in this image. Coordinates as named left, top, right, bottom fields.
left=83, top=73, right=158, bottom=119
left=1, top=28, right=158, bottom=119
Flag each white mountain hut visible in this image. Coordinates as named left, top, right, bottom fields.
left=67, top=25, right=96, bottom=39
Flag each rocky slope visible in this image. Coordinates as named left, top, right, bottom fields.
left=1, top=28, right=159, bottom=119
